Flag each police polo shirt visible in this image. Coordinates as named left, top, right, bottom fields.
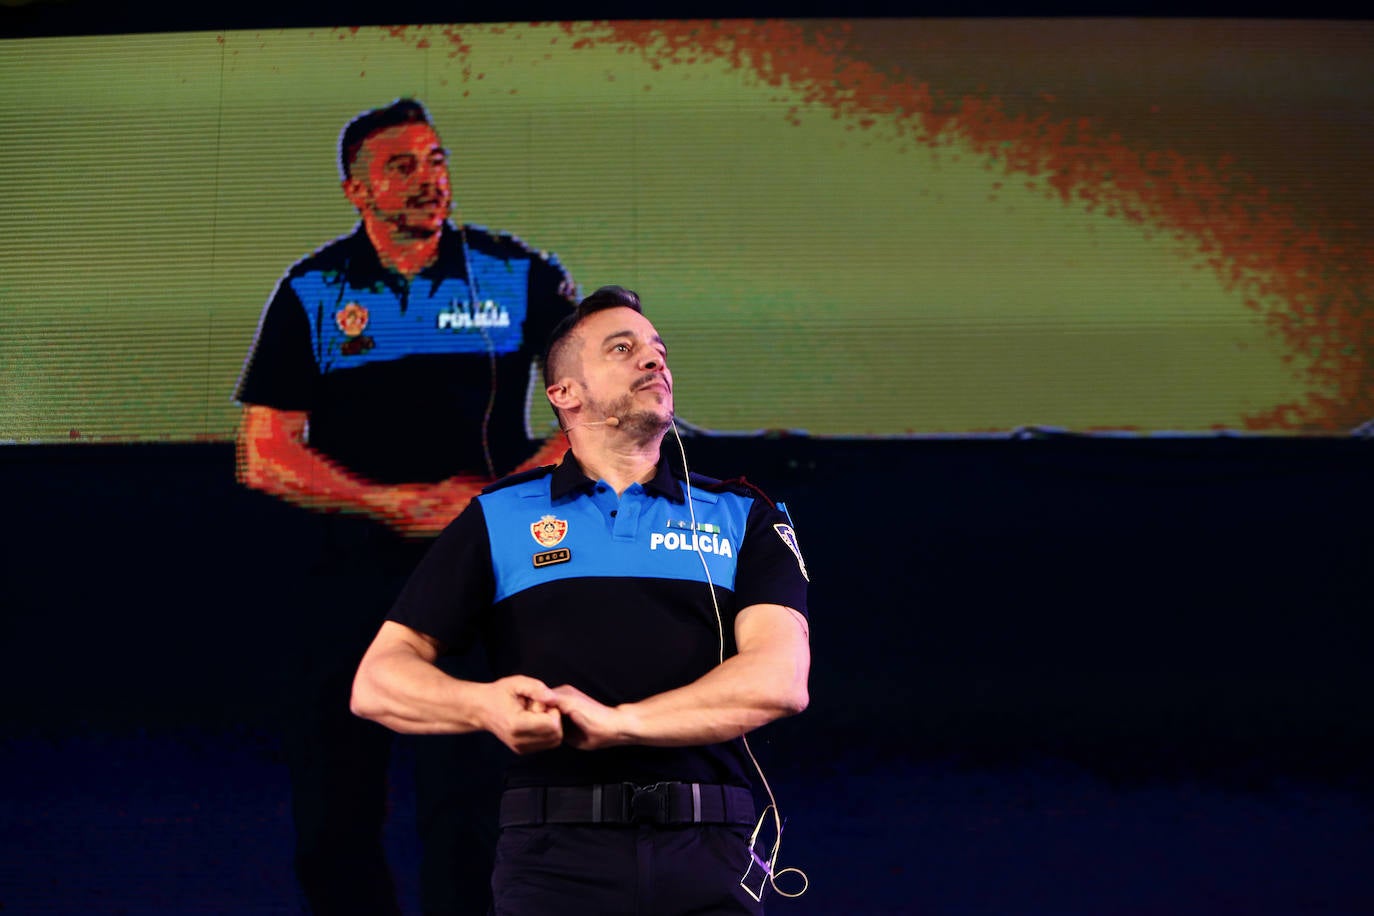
left=235, top=223, right=574, bottom=483
left=389, top=453, right=810, bottom=789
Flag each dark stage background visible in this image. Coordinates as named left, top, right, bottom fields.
left=3, top=435, right=1372, bottom=913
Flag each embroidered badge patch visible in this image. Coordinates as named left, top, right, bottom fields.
left=531, top=515, right=568, bottom=547
left=533, top=548, right=571, bottom=568
left=335, top=302, right=374, bottom=355
left=773, top=523, right=809, bottom=582
left=335, top=302, right=369, bottom=336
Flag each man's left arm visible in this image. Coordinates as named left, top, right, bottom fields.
left=551, top=602, right=810, bottom=750
left=419, top=413, right=567, bottom=533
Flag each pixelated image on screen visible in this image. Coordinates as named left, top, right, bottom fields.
left=1, top=19, right=1371, bottom=448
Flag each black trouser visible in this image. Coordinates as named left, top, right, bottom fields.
left=492, top=823, right=765, bottom=916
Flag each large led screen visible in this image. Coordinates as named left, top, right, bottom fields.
left=1, top=19, right=1371, bottom=441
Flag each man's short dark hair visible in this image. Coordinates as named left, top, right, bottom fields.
left=339, top=98, right=432, bottom=181
left=543, top=285, right=643, bottom=389
left=543, top=285, right=644, bottom=393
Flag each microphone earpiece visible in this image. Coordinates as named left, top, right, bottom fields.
left=562, top=416, right=620, bottom=433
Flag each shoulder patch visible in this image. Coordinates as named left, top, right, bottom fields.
left=481, top=464, right=556, bottom=494
left=774, top=523, right=810, bottom=582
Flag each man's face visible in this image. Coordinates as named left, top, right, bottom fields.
left=573, top=306, right=674, bottom=437
left=345, top=122, right=451, bottom=238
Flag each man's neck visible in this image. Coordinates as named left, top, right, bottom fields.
left=362, top=218, right=442, bottom=279
left=571, top=437, right=663, bottom=497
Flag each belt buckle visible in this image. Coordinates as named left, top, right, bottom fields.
left=628, top=782, right=670, bottom=824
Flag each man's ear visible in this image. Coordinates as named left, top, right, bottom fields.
left=547, top=380, right=581, bottom=413
left=342, top=177, right=368, bottom=212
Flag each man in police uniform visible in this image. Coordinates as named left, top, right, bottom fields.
left=235, top=99, right=575, bottom=914
left=352, top=285, right=811, bottom=914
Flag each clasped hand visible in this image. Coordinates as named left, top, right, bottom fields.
left=484, top=677, right=630, bottom=755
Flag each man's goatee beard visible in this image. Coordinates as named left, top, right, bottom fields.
left=617, top=409, right=673, bottom=438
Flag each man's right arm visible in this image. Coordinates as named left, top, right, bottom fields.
left=236, top=404, right=471, bottom=532
left=350, top=620, right=564, bottom=754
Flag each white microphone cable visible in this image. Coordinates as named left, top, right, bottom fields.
left=669, top=421, right=809, bottom=902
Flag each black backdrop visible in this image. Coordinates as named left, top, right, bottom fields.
left=6, top=435, right=1371, bottom=771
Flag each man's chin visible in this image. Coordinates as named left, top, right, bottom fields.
left=618, top=408, right=674, bottom=438
left=390, top=214, right=446, bottom=238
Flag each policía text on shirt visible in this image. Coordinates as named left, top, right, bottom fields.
left=438, top=299, right=512, bottom=330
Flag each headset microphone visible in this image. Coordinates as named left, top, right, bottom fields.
left=561, top=416, right=621, bottom=433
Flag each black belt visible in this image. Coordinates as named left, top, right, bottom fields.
left=500, top=782, right=755, bottom=828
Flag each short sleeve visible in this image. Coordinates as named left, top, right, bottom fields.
left=234, top=278, right=318, bottom=410
left=732, top=500, right=810, bottom=618
left=388, top=501, right=497, bottom=652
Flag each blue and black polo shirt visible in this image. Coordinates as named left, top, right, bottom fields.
left=235, top=222, right=575, bottom=483
left=388, top=452, right=810, bottom=789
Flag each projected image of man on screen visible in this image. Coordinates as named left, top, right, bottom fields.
left=233, top=98, right=576, bottom=915
left=236, top=98, right=573, bottom=536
